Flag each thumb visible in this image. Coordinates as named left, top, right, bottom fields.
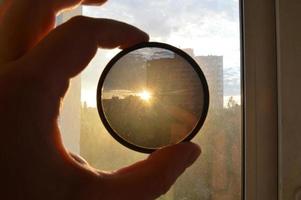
left=95, top=142, right=201, bottom=200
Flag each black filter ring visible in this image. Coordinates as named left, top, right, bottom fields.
left=97, top=42, right=209, bottom=153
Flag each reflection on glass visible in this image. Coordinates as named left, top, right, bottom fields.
left=100, top=48, right=205, bottom=149
left=56, top=0, right=242, bottom=199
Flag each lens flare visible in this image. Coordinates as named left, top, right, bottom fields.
left=138, top=90, right=152, bottom=101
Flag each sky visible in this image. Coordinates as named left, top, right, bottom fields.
left=80, top=0, right=241, bottom=107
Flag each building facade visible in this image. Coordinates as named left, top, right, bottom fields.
left=196, top=55, right=223, bottom=110
left=146, top=50, right=204, bottom=115
left=183, top=49, right=224, bottom=110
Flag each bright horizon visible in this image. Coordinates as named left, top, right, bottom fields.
left=81, top=92, right=241, bottom=108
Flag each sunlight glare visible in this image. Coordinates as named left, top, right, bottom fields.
left=138, top=90, right=152, bottom=101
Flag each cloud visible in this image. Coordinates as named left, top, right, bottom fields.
left=84, top=1, right=176, bottom=39
left=84, top=0, right=239, bottom=40
left=80, top=0, right=241, bottom=105
left=83, top=0, right=240, bottom=65
left=223, top=67, right=240, bottom=96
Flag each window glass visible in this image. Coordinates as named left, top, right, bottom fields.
left=59, top=1, right=241, bottom=199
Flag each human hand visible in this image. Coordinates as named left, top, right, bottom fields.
left=0, top=0, right=201, bottom=199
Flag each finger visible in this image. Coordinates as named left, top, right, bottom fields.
left=27, top=16, right=149, bottom=78
left=0, top=0, right=11, bottom=20
left=96, top=143, right=201, bottom=200
left=0, top=0, right=107, bottom=62
left=24, top=16, right=148, bottom=98
left=82, top=0, right=107, bottom=6
left=53, top=0, right=107, bottom=10
left=69, top=152, right=89, bottom=166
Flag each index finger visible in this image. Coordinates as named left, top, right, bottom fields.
left=20, top=16, right=148, bottom=107
left=0, top=0, right=107, bottom=63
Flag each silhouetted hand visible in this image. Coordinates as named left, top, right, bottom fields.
left=0, top=0, right=201, bottom=199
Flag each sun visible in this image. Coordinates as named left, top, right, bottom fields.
left=138, top=90, right=152, bottom=101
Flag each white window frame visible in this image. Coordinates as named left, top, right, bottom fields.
left=276, top=0, right=301, bottom=199
left=243, top=0, right=278, bottom=199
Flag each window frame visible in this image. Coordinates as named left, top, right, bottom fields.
left=243, top=0, right=278, bottom=199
